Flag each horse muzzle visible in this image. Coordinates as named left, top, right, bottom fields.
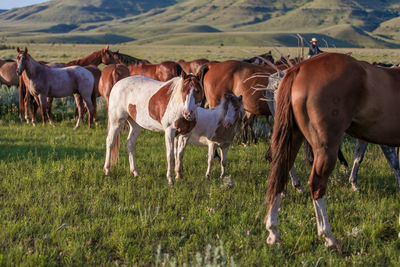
left=16, top=69, right=23, bottom=76
left=182, top=109, right=196, bottom=121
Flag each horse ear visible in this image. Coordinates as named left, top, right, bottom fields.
left=105, top=45, right=109, bottom=50
left=181, top=70, right=187, bottom=79
left=17, top=47, right=20, bottom=53
left=24, top=47, right=28, bottom=54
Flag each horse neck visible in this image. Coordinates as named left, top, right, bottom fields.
left=71, top=51, right=101, bottom=66
left=25, top=55, right=44, bottom=80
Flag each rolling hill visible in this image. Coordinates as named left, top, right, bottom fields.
left=0, top=0, right=399, bottom=47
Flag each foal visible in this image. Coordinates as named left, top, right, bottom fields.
left=174, top=94, right=244, bottom=180
left=104, top=72, right=204, bottom=185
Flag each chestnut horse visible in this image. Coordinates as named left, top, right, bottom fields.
left=104, top=72, right=204, bottom=185
left=178, top=59, right=209, bottom=74
left=266, top=53, right=400, bottom=249
left=98, top=64, right=130, bottom=107
left=127, top=61, right=182, bottom=82
left=16, top=48, right=95, bottom=129
left=112, top=50, right=150, bottom=65
left=174, top=93, right=244, bottom=180
left=66, top=45, right=117, bottom=66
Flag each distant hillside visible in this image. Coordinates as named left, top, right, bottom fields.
left=0, top=0, right=400, bottom=47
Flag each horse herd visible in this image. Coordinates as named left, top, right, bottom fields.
left=1, top=46, right=400, bottom=249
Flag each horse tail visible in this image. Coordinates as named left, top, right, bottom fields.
left=199, top=63, right=209, bottom=89
left=267, top=67, right=300, bottom=206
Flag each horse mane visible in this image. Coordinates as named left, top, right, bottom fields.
left=113, top=51, right=147, bottom=65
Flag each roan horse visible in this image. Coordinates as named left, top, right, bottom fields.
left=266, top=52, right=400, bottom=249
left=16, top=48, right=95, bottom=129
left=174, top=93, right=244, bottom=180
left=104, top=72, right=204, bottom=185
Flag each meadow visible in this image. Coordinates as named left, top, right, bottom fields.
left=0, top=44, right=400, bottom=265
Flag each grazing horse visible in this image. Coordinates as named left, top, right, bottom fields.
left=104, top=72, right=204, bottom=185
left=98, top=64, right=130, bottom=107
left=66, top=45, right=117, bottom=66
left=16, top=48, right=95, bottom=129
left=266, top=53, right=400, bottom=249
left=178, top=59, right=209, bottom=74
left=127, top=61, right=182, bottom=82
left=174, top=94, right=244, bottom=180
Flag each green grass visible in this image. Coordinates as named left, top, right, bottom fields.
left=0, top=44, right=399, bottom=265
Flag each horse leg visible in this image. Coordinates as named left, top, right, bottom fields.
left=165, top=127, right=177, bottom=185
left=349, top=139, right=368, bottom=191
left=174, top=135, right=190, bottom=180
left=126, top=117, right=141, bottom=177
left=206, top=142, right=216, bottom=179
left=73, top=94, right=84, bottom=130
left=219, top=146, right=228, bottom=179
left=81, top=95, right=94, bottom=129
left=266, top=129, right=303, bottom=245
left=249, top=116, right=257, bottom=144
left=289, top=167, right=305, bottom=193
left=380, top=145, right=400, bottom=189
left=308, top=143, right=341, bottom=249
left=46, top=97, right=55, bottom=126
left=38, top=95, right=48, bottom=126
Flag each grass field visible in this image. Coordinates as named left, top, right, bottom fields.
left=0, top=44, right=400, bottom=265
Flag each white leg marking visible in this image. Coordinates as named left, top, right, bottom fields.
left=164, top=128, right=176, bottom=185
left=206, top=142, right=215, bottom=179
left=266, top=194, right=281, bottom=245
left=126, top=119, right=141, bottom=177
left=313, top=197, right=338, bottom=248
left=289, top=166, right=305, bottom=193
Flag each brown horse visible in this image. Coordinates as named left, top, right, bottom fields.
left=127, top=61, right=182, bottom=82
left=266, top=52, right=400, bottom=249
left=66, top=45, right=117, bottom=66
left=0, top=58, right=18, bottom=87
left=112, top=50, right=150, bottom=65
left=178, top=59, right=209, bottom=74
left=16, top=48, right=95, bottom=129
left=98, top=64, right=130, bottom=107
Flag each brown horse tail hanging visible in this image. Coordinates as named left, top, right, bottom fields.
left=176, top=63, right=183, bottom=77
left=198, top=64, right=210, bottom=107
left=267, top=66, right=300, bottom=206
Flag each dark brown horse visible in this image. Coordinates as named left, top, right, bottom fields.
left=127, top=61, right=182, bottom=82
left=243, top=51, right=274, bottom=65
left=98, top=64, right=130, bottom=107
left=178, top=59, right=209, bottom=74
left=112, top=50, right=150, bottom=65
left=266, top=52, right=400, bottom=249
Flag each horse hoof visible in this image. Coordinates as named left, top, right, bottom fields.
left=295, top=185, right=306, bottom=193
left=168, top=179, right=174, bottom=186
left=280, top=190, right=287, bottom=198
left=324, top=236, right=339, bottom=250
left=351, top=183, right=360, bottom=191
left=104, top=168, right=111, bottom=176
left=130, top=170, right=139, bottom=177
left=266, top=233, right=281, bottom=245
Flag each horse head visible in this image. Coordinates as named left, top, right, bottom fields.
left=222, top=93, right=244, bottom=128
left=16, top=47, right=28, bottom=76
left=101, top=45, right=117, bottom=65
left=180, top=71, right=204, bottom=121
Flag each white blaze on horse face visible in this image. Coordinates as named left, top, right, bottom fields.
left=182, top=87, right=197, bottom=121
left=223, top=102, right=236, bottom=128
left=17, top=54, right=24, bottom=75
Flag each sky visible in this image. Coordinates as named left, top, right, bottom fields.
left=0, top=0, right=49, bottom=10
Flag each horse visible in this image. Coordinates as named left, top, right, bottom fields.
left=0, top=58, right=19, bottom=87
left=242, top=51, right=274, bottom=65
left=98, top=64, right=130, bottom=107
left=16, top=48, right=95, bottom=129
left=174, top=93, right=244, bottom=180
left=66, top=45, right=117, bottom=66
left=103, top=71, right=204, bottom=185
left=112, top=50, right=150, bottom=65
left=266, top=52, right=400, bottom=249
left=127, top=61, right=182, bottom=82
left=178, top=59, right=209, bottom=74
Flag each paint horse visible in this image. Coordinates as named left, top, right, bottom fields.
left=174, top=94, right=244, bottom=180
left=104, top=72, right=204, bottom=185
left=267, top=71, right=400, bottom=191
left=16, top=48, right=95, bottom=129
left=266, top=53, right=400, bottom=249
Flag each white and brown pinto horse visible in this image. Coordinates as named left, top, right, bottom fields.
left=104, top=72, right=204, bottom=185
left=174, top=93, right=244, bottom=180
left=16, top=48, right=95, bottom=129
left=266, top=53, right=400, bottom=249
